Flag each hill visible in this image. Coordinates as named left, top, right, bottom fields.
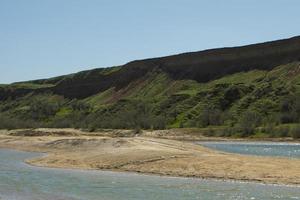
left=1, top=36, right=300, bottom=138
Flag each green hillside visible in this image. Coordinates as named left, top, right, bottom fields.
left=1, top=36, right=300, bottom=138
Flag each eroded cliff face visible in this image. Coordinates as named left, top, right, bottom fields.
left=1, top=36, right=300, bottom=100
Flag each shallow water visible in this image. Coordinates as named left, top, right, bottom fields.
left=197, top=142, right=300, bottom=158
left=0, top=149, right=299, bottom=200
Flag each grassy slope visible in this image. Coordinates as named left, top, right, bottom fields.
left=83, top=62, right=300, bottom=130
left=1, top=60, right=300, bottom=138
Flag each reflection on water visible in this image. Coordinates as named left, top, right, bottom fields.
left=198, top=142, right=300, bottom=158
left=0, top=149, right=299, bottom=200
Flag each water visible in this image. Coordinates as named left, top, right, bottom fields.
left=0, top=149, right=299, bottom=200
left=198, top=142, right=300, bottom=158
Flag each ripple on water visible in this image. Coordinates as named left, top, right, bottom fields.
left=197, top=142, right=300, bottom=158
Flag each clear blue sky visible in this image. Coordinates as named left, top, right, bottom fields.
left=1, top=0, right=300, bottom=83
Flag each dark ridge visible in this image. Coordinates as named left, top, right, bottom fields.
left=51, top=61, right=156, bottom=99
left=1, top=36, right=300, bottom=100
left=52, top=36, right=300, bottom=99
left=0, top=87, right=34, bottom=101
left=147, top=35, right=300, bottom=81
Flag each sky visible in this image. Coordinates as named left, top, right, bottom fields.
left=1, top=0, right=300, bottom=84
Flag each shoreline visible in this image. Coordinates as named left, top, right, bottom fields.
left=2, top=147, right=298, bottom=188
left=2, top=128, right=300, bottom=143
left=24, top=156, right=300, bottom=188
left=16, top=153, right=295, bottom=188
left=0, top=128, right=299, bottom=186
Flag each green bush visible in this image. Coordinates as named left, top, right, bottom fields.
left=223, top=127, right=237, bottom=137
left=290, top=126, right=300, bottom=139
left=198, top=108, right=224, bottom=127
left=202, top=128, right=216, bottom=137
left=261, top=124, right=275, bottom=136
left=0, top=114, right=39, bottom=129
left=238, top=111, right=262, bottom=137
left=275, top=126, right=290, bottom=137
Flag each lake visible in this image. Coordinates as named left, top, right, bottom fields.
left=197, top=141, right=300, bottom=158
left=0, top=149, right=299, bottom=200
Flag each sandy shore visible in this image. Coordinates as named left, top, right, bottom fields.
left=0, top=128, right=299, bottom=186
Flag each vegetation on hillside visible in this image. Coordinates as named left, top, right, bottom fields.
left=0, top=62, right=300, bottom=138
left=1, top=37, right=300, bottom=138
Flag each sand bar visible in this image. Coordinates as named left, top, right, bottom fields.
left=0, top=128, right=299, bottom=186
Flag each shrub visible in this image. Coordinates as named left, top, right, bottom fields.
left=275, top=126, right=290, bottom=137
left=238, top=111, right=262, bottom=137
left=49, top=118, right=72, bottom=128
left=198, top=108, right=224, bottom=127
left=0, top=114, right=39, bottom=129
left=279, top=112, right=298, bottom=124
left=279, top=95, right=300, bottom=124
left=290, top=126, right=300, bottom=139
left=223, top=127, right=237, bottom=137
left=203, top=128, right=215, bottom=137
left=261, top=124, right=275, bottom=135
